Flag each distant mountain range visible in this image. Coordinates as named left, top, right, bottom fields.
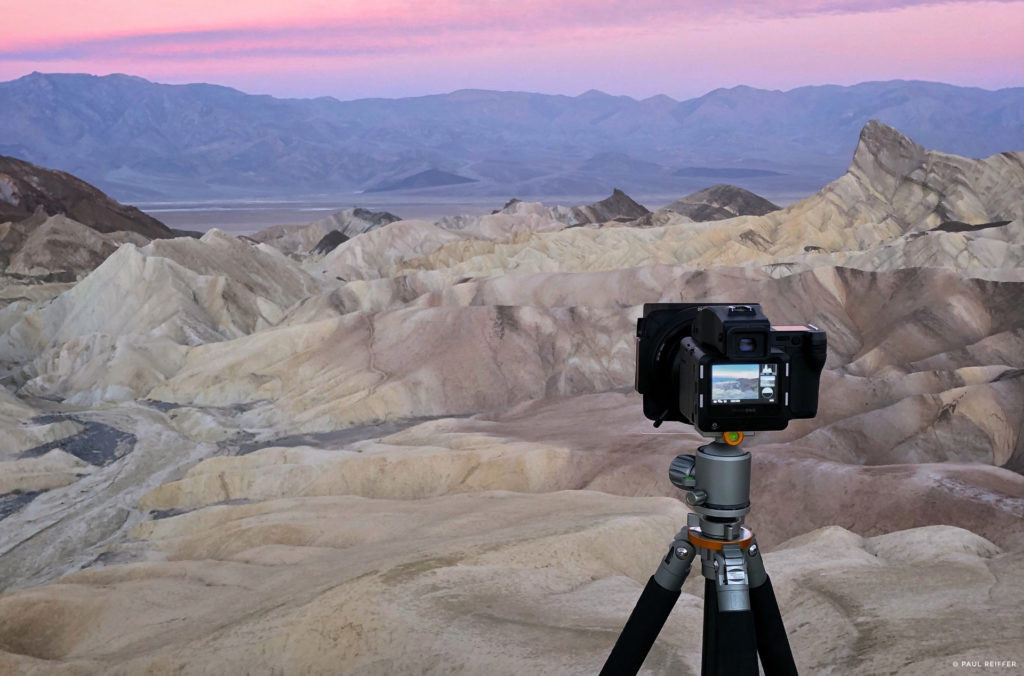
left=2, top=73, right=1022, bottom=201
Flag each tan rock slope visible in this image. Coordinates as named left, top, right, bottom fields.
left=0, top=155, right=172, bottom=240
left=0, top=156, right=176, bottom=282
left=0, top=229, right=323, bottom=404
left=1, top=496, right=1019, bottom=675
left=250, top=207, right=402, bottom=256
left=0, top=121, right=1021, bottom=674
left=0, top=213, right=155, bottom=281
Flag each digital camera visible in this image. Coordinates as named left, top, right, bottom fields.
left=635, top=303, right=826, bottom=434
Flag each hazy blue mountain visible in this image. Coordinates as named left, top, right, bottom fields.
left=366, top=169, right=478, bottom=192
left=2, top=73, right=1022, bottom=200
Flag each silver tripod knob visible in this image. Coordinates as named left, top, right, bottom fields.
left=685, top=490, right=708, bottom=506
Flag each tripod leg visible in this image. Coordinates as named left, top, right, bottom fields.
left=601, top=530, right=697, bottom=676
left=701, top=578, right=717, bottom=676
left=746, top=539, right=798, bottom=676
left=702, top=548, right=759, bottom=676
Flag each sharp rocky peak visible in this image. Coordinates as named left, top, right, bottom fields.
left=850, top=120, right=927, bottom=187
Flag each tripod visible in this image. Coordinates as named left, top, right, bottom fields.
left=601, top=436, right=798, bottom=675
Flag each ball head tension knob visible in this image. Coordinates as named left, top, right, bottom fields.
left=669, top=454, right=698, bottom=490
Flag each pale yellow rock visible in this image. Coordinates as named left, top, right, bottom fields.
left=248, top=220, right=337, bottom=255
left=0, top=390, right=82, bottom=461
left=164, top=406, right=239, bottom=444
left=149, top=304, right=634, bottom=432
left=2, top=229, right=322, bottom=357
left=5, top=215, right=118, bottom=278
left=0, top=280, right=74, bottom=305
left=251, top=208, right=402, bottom=256
left=138, top=438, right=579, bottom=512
left=0, top=449, right=90, bottom=494
left=315, top=219, right=465, bottom=281
left=21, top=334, right=188, bottom=405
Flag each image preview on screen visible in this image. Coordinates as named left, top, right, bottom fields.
left=711, top=363, right=778, bottom=404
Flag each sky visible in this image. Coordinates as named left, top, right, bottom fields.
left=1, top=0, right=1022, bottom=100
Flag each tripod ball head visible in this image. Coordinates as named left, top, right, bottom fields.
left=669, top=441, right=752, bottom=523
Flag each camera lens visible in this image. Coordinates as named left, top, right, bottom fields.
left=738, top=338, right=755, bottom=352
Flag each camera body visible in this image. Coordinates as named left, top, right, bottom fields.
left=635, top=303, right=826, bottom=434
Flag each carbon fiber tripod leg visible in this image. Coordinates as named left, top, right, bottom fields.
left=600, top=528, right=697, bottom=676
left=701, top=577, right=759, bottom=676
left=746, top=539, right=798, bottom=675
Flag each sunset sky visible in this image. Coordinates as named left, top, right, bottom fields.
left=1, top=0, right=1022, bottom=100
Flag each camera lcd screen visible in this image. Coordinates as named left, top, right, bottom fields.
left=710, top=363, right=778, bottom=404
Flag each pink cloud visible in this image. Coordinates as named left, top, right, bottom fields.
left=1, top=1, right=1021, bottom=99
left=4, top=0, right=1021, bottom=48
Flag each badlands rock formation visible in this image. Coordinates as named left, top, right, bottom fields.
left=437, top=189, right=650, bottom=234
left=250, top=207, right=402, bottom=256
left=323, top=121, right=1022, bottom=285
left=568, top=188, right=651, bottom=224
left=0, top=155, right=171, bottom=239
left=0, top=155, right=173, bottom=281
left=1, top=214, right=152, bottom=279
left=663, top=184, right=781, bottom=221
left=0, top=121, right=1021, bottom=674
